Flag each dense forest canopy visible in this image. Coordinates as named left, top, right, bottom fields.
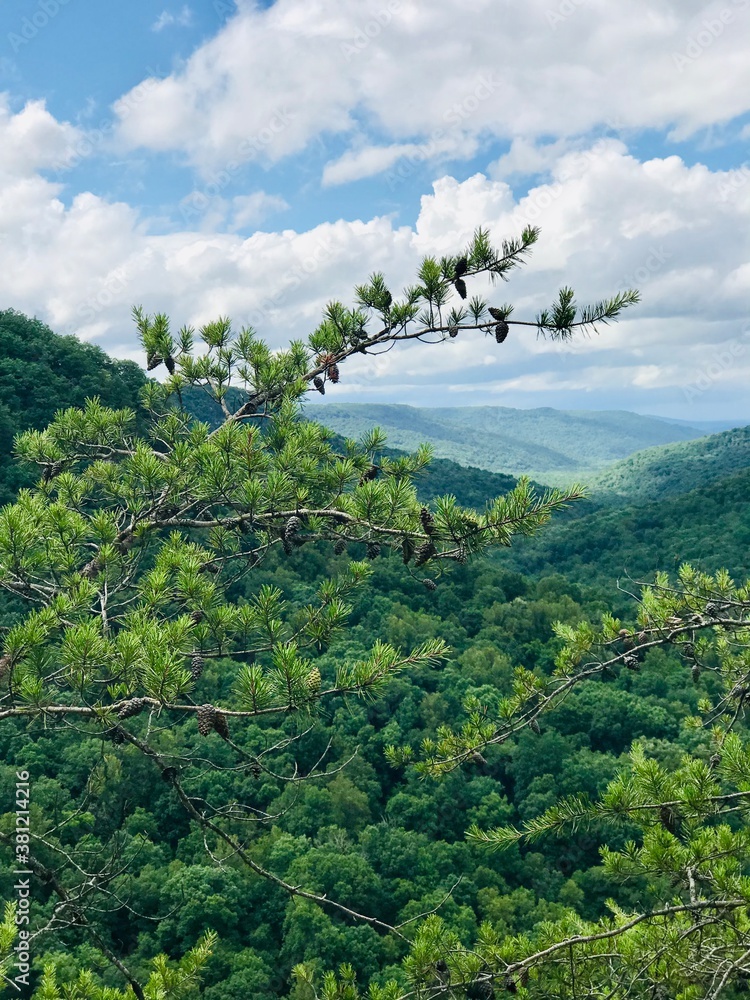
left=1, top=233, right=750, bottom=999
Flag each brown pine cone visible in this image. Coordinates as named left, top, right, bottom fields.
left=414, top=541, right=436, bottom=567
left=402, top=537, right=414, bottom=564
left=191, top=655, right=205, bottom=680
left=313, top=376, right=325, bottom=394
left=197, top=703, right=216, bottom=736
left=212, top=711, right=230, bottom=740
left=420, top=507, right=435, bottom=534
left=117, top=697, right=149, bottom=719
left=80, top=557, right=101, bottom=579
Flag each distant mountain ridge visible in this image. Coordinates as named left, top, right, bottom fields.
left=590, top=425, right=750, bottom=503
left=303, top=403, right=731, bottom=483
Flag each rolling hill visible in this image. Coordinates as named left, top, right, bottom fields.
left=499, top=464, right=750, bottom=608
left=590, top=425, right=750, bottom=503
left=302, top=403, right=721, bottom=483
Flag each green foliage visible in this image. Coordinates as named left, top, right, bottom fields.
left=592, top=424, right=750, bottom=503
left=22, top=227, right=750, bottom=997
left=0, top=310, right=147, bottom=506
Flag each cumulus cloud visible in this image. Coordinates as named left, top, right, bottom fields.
left=113, top=0, right=750, bottom=177
left=1, top=97, right=749, bottom=417
left=229, top=192, right=290, bottom=230
left=0, top=95, right=84, bottom=176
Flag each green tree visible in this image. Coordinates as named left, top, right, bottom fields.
left=0, top=226, right=640, bottom=997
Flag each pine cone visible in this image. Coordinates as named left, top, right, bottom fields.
left=80, top=557, right=101, bottom=579
left=306, top=666, right=321, bottom=694
left=359, top=465, right=379, bottom=484
left=488, top=307, right=506, bottom=321
left=454, top=257, right=468, bottom=279
left=117, top=697, right=149, bottom=719
left=683, top=642, right=695, bottom=658
left=422, top=578, right=437, bottom=592
left=504, top=974, right=517, bottom=994
left=529, top=718, right=541, bottom=735
left=313, top=376, right=325, bottom=394
left=709, top=752, right=721, bottom=769
left=197, top=703, right=216, bottom=737
left=0, top=654, right=12, bottom=679
left=327, top=362, right=340, bottom=383
left=333, top=538, right=347, bottom=555
left=366, top=542, right=381, bottom=559
left=448, top=325, right=459, bottom=338
left=146, top=354, right=162, bottom=371
left=42, top=461, right=64, bottom=484
left=108, top=726, right=125, bottom=745
left=466, top=979, right=494, bottom=999
left=284, top=516, right=302, bottom=543
left=623, top=653, right=640, bottom=671
left=420, top=507, right=435, bottom=534
left=470, top=751, right=487, bottom=766
left=519, top=969, right=529, bottom=988
left=115, top=532, right=135, bottom=554
left=164, top=355, right=176, bottom=375
left=402, top=537, right=414, bottom=564
left=190, top=609, right=204, bottom=625
left=414, top=541, right=436, bottom=567
left=705, top=601, right=720, bottom=617
left=249, top=761, right=262, bottom=779
left=691, top=664, right=701, bottom=684
left=659, top=804, right=679, bottom=834
left=191, top=655, right=205, bottom=680
left=212, top=710, right=230, bottom=740
left=494, top=322, right=509, bottom=344
left=454, top=278, right=467, bottom=299
left=161, top=766, right=178, bottom=783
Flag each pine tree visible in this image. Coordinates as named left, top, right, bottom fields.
left=0, top=225, right=641, bottom=998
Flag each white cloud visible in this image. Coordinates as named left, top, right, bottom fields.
left=229, top=192, right=290, bottom=230
left=0, top=94, right=84, bottom=176
left=152, top=6, right=193, bottom=32
left=2, top=98, right=750, bottom=417
left=113, top=0, right=750, bottom=177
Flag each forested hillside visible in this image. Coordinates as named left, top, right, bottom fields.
left=0, top=310, right=147, bottom=504
left=1, top=307, right=750, bottom=998
left=303, top=402, right=716, bottom=482
left=590, top=424, right=750, bottom=503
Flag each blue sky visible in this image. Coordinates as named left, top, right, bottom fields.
left=0, top=0, right=749, bottom=420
